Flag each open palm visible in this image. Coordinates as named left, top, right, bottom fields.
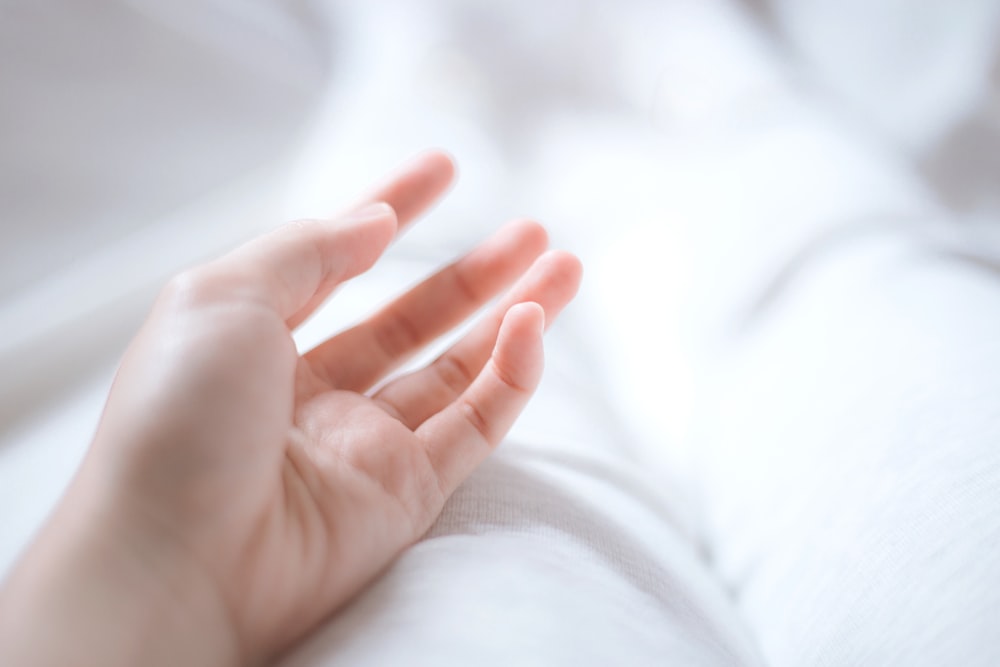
left=81, top=152, right=582, bottom=663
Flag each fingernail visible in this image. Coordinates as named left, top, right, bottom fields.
left=516, top=301, right=546, bottom=333
left=342, top=201, right=396, bottom=225
left=533, top=303, right=546, bottom=333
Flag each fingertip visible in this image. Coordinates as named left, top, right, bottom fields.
left=553, top=251, right=584, bottom=301
left=374, top=150, right=458, bottom=226
left=527, top=250, right=583, bottom=326
left=372, top=201, right=401, bottom=238
left=494, top=301, right=545, bottom=390
left=491, top=219, right=550, bottom=264
left=424, top=148, right=457, bottom=175
left=410, top=149, right=457, bottom=190
left=547, top=250, right=584, bottom=291
left=339, top=200, right=398, bottom=254
left=345, top=200, right=397, bottom=227
left=504, top=218, right=550, bottom=253
left=506, top=301, right=546, bottom=334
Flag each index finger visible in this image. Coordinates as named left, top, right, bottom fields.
left=284, top=150, right=457, bottom=328
left=353, top=150, right=456, bottom=232
left=207, top=150, right=457, bottom=326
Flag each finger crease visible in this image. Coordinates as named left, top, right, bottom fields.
left=459, top=398, right=492, bottom=444
left=434, top=354, right=475, bottom=396
left=490, top=357, right=530, bottom=393
left=450, top=262, right=485, bottom=305
left=374, top=311, right=423, bottom=361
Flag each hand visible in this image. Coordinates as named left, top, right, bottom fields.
left=0, top=152, right=582, bottom=666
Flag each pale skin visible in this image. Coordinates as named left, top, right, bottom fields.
left=0, top=152, right=582, bottom=666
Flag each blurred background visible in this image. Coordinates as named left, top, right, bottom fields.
left=2, top=0, right=1000, bottom=566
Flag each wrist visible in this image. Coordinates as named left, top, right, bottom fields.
left=0, top=468, right=243, bottom=667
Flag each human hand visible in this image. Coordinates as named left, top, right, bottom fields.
left=0, top=152, right=582, bottom=666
